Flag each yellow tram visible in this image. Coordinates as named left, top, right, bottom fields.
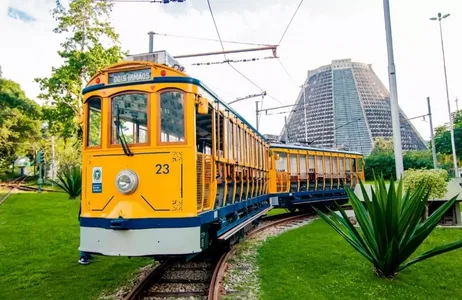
left=79, top=50, right=364, bottom=258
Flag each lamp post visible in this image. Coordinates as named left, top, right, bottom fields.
left=430, top=12, right=459, bottom=177
left=383, top=0, right=404, bottom=179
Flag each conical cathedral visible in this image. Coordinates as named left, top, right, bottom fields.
left=280, top=59, right=426, bottom=154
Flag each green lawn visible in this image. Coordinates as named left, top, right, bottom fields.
left=258, top=219, right=462, bottom=300
left=0, top=192, right=151, bottom=300
left=266, top=208, right=288, bottom=217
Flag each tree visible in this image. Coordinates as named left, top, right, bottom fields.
left=434, top=110, right=462, bottom=162
left=0, top=79, right=42, bottom=171
left=35, top=0, right=125, bottom=139
left=370, top=137, right=394, bottom=155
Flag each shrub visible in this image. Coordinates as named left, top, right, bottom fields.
left=50, top=165, right=82, bottom=200
left=403, top=169, right=448, bottom=199
left=315, top=175, right=462, bottom=278
left=55, top=140, right=82, bottom=175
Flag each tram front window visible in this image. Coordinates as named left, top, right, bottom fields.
left=159, top=91, right=185, bottom=143
left=111, top=93, right=149, bottom=145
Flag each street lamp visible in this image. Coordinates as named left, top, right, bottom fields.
left=383, top=0, right=404, bottom=179
left=430, top=12, right=460, bottom=177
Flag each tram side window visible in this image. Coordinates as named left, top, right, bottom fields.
left=308, top=155, right=315, bottom=173
left=290, top=154, right=297, bottom=176
left=87, top=97, right=102, bottom=147
left=316, top=156, right=323, bottom=175
left=276, top=152, right=287, bottom=171
left=358, top=158, right=364, bottom=171
left=112, top=93, right=148, bottom=144
left=160, top=91, right=185, bottom=143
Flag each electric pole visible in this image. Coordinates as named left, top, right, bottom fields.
left=300, top=83, right=308, bottom=142
left=148, top=31, right=154, bottom=52
left=427, top=97, right=438, bottom=169
left=456, top=97, right=459, bottom=112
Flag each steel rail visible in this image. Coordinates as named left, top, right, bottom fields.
left=209, top=212, right=313, bottom=300
left=123, top=260, right=173, bottom=300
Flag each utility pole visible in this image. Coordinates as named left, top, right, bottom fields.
left=456, top=97, right=459, bottom=112
left=255, top=101, right=260, bottom=131
left=284, top=116, right=289, bottom=143
left=148, top=31, right=154, bottom=53
left=300, top=84, right=308, bottom=142
left=383, top=0, right=404, bottom=179
left=51, top=136, right=56, bottom=183
left=427, top=97, right=438, bottom=169
left=430, top=12, right=459, bottom=177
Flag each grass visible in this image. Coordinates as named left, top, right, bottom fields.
left=0, top=192, right=151, bottom=300
left=258, top=219, right=462, bottom=300
left=265, top=208, right=288, bottom=217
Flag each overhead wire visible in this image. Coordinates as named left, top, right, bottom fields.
left=271, top=0, right=306, bottom=129
left=277, top=58, right=299, bottom=87
left=205, top=0, right=284, bottom=117
left=153, top=32, right=272, bottom=47
left=190, top=56, right=277, bottom=66
left=277, top=0, right=305, bottom=46
left=206, top=0, right=226, bottom=59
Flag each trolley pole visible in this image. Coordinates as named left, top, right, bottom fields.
left=383, top=0, right=404, bottom=179
left=427, top=97, right=438, bottom=169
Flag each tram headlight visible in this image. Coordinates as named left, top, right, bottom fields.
left=115, top=170, right=139, bottom=195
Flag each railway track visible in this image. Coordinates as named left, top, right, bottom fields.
left=124, top=212, right=314, bottom=300
left=0, top=176, right=28, bottom=205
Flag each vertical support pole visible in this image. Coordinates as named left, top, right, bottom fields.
left=51, top=136, right=55, bottom=183
left=255, top=101, right=259, bottom=131
left=38, top=164, right=42, bottom=193
left=427, top=97, right=438, bottom=169
left=456, top=97, right=459, bottom=112
left=437, top=15, right=459, bottom=177
left=148, top=31, right=154, bottom=53
left=303, top=84, right=308, bottom=142
left=383, top=0, right=404, bottom=179
left=284, top=116, right=289, bottom=143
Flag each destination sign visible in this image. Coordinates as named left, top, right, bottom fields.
left=108, top=69, right=152, bottom=84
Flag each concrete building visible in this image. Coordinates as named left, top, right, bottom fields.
left=280, top=59, right=426, bottom=154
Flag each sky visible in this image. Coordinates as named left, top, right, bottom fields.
left=1, top=0, right=461, bottom=142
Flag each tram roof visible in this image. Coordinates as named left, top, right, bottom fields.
left=82, top=70, right=268, bottom=141
left=269, top=143, right=363, bottom=156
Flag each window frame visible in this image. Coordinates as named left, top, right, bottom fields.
left=109, top=91, right=151, bottom=147
left=157, top=89, right=187, bottom=146
left=85, top=96, right=103, bottom=149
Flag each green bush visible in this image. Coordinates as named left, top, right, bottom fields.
left=56, top=141, right=82, bottom=174
left=403, top=169, right=448, bottom=199
left=315, top=175, right=462, bottom=278
left=50, top=165, right=82, bottom=199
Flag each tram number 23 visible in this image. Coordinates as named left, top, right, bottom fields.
left=155, top=164, right=170, bottom=175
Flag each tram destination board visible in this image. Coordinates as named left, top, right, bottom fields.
left=108, top=69, right=152, bottom=85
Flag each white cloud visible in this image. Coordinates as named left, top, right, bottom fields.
left=1, top=0, right=461, bottom=141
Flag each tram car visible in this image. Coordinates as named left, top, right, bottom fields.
left=78, top=50, right=364, bottom=259
left=268, top=143, right=364, bottom=211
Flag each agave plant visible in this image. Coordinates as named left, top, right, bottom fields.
left=50, top=166, right=82, bottom=200
left=315, top=175, right=462, bottom=278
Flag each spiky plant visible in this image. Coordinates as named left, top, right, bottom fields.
left=50, top=165, right=82, bottom=200
left=315, top=175, right=462, bottom=278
